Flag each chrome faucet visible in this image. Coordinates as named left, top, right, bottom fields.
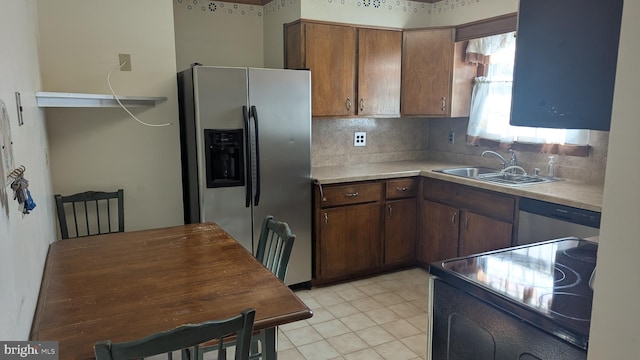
left=481, top=150, right=508, bottom=170
left=509, top=149, right=518, bottom=167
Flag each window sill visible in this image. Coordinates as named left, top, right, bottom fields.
left=467, top=136, right=590, bottom=157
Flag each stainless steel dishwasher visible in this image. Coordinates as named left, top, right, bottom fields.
left=517, top=197, right=600, bottom=245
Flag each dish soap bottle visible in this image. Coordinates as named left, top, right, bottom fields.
left=547, top=156, right=556, bottom=179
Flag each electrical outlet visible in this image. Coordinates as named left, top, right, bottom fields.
left=354, top=132, right=366, bottom=147
left=119, top=54, right=131, bottom=71
left=448, top=130, right=455, bottom=144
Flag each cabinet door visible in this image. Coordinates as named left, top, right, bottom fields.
left=510, top=0, right=622, bottom=131
left=357, top=28, right=402, bottom=116
left=401, top=29, right=454, bottom=116
left=420, top=199, right=459, bottom=264
left=459, top=211, right=513, bottom=257
left=305, top=23, right=356, bottom=116
left=319, top=204, right=382, bottom=279
left=384, top=199, right=417, bottom=265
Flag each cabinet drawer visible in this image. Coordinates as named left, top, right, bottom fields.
left=385, top=178, right=419, bottom=199
left=321, top=182, right=382, bottom=208
left=423, top=178, right=515, bottom=222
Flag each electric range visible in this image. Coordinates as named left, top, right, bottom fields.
left=429, top=237, right=597, bottom=355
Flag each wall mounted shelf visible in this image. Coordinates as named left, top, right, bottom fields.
left=35, top=92, right=167, bottom=108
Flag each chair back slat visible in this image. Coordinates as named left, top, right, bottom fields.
left=255, top=215, right=296, bottom=282
left=54, top=189, right=124, bottom=240
left=105, top=198, right=111, bottom=233
left=94, top=308, right=255, bottom=360
left=84, top=201, right=90, bottom=236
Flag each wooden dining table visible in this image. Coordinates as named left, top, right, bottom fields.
left=29, top=222, right=313, bottom=359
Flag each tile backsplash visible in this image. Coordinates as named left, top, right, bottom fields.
left=312, top=116, right=608, bottom=185
left=312, top=117, right=429, bottom=167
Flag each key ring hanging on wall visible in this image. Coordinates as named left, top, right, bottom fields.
left=8, top=165, right=36, bottom=215
left=7, top=165, right=25, bottom=181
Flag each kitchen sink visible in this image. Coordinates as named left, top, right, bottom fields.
left=434, top=167, right=559, bottom=186
left=478, top=172, right=556, bottom=186
left=434, top=167, right=499, bottom=178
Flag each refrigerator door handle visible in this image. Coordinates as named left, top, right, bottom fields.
left=251, top=105, right=261, bottom=206
left=243, top=105, right=252, bottom=208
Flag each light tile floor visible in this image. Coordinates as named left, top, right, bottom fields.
left=277, top=268, right=431, bottom=360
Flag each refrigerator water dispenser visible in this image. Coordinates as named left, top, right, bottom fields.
left=204, top=129, right=244, bottom=188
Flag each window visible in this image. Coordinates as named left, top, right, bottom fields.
left=465, top=32, right=590, bottom=155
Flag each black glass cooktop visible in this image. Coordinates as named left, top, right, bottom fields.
left=429, top=237, right=597, bottom=349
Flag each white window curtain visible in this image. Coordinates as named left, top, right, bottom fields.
left=466, top=32, right=590, bottom=146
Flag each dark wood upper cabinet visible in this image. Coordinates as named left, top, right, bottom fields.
left=510, top=0, right=624, bottom=131
left=401, top=28, right=477, bottom=118
left=285, top=20, right=401, bottom=117
left=358, top=28, right=402, bottom=116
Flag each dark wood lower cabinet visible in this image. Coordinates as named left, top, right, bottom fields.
left=419, top=178, right=516, bottom=265
left=459, top=211, right=513, bottom=257
left=419, top=199, right=459, bottom=264
left=313, top=178, right=417, bottom=284
left=313, top=177, right=515, bottom=283
left=318, top=203, right=383, bottom=280
left=384, top=198, right=417, bottom=265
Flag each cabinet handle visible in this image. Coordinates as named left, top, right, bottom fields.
left=451, top=212, right=457, bottom=225
left=344, top=192, right=359, bottom=197
left=441, top=96, right=447, bottom=112
left=360, top=98, right=365, bottom=112
left=324, top=212, right=328, bottom=227
left=315, top=181, right=326, bottom=203
left=396, top=187, right=408, bottom=192
left=464, top=216, right=469, bottom=230
left=388, top=204, right=393, bottom=218
left=346, top=97, right=352, bottom=111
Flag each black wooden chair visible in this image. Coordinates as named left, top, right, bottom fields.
left=255, top=215, right=296, bottom=282
left=94, top=308, right=255, bottom=360
left=249, top=216, right=297, bottom=359
left=54, top=189, right=124, bottom=239
left=201, top=215, right=296, bottom=359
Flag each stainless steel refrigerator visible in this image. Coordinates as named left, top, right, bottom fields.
left=177, top=65, right=312, bottom=286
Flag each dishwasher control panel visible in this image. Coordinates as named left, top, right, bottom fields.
left=519, top=197, right=601, bottom=229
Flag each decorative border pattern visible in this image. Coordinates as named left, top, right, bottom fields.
left=264, top=0, right=296, bottom=16
left=303, top=0, right=434, bottom=16
left=175, top=0, right=263, bottom=17
left=174, top=0, right=484, bottom=18
left=429, top=0, right=483, bottom=14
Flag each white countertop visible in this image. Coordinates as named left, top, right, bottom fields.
left=312, top=160, right=603, bottom=212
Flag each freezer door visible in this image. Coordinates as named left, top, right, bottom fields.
left=193, top=66, right=253, bottom=252
left=248, top=68, right=312, bottom=285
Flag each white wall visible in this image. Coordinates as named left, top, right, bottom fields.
left=173, top=1, right=264, bottom=71
left=0, top=0, right=56, bottom=340
left=429, top=0, right=517, bottom=26
left=587, top=1, right=640, bottom=357
left=38, top=0, right=184, bottom=233
left=300, top=0, right=431, bottom=28
left=263, top=0, right=302, bottom=68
